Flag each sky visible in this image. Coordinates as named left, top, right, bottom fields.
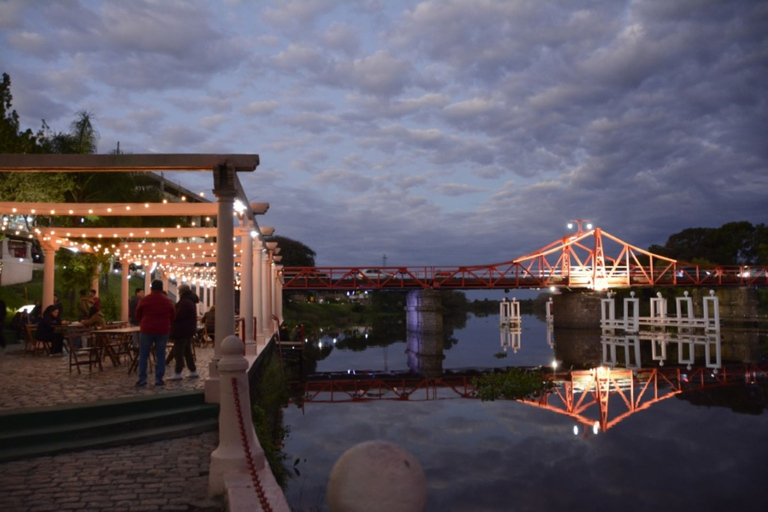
left=2, top=0, right=767, bottom=268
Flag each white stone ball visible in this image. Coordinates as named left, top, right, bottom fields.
left=327, top=440, right=427, bottom=512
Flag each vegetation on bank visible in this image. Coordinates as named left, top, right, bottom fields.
left=250, top=355, right=294, bottom=490
left=472, top=368, right=555, bottom=401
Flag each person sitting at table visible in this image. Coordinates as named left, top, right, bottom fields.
left=37, top=305, right=64, bottom=356
left=81, top=304, right=106, bottom=330
left=201, top=305, right=215, bottom=340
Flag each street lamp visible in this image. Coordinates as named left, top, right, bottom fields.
left=567, top=219, right=593, bottom=232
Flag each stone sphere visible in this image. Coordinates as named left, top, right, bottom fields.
left=327, top=440, right=427, bottom=512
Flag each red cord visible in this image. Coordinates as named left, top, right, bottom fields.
left=232, top=377, right=274, bottom=512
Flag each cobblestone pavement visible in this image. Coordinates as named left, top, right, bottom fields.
left=0, top=343, right=215, bottom=410
left=0, top=343, right=225, bottom=512
left=0, top=431, right=224, bottom=512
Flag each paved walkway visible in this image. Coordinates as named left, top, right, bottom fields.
left=0, top=342, right=225, bottom=512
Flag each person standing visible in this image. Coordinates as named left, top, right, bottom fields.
left=128, top=288, right=144, bottom=326
left=168, top=284, right=200, bottom=380
left=77, top=290, right=92, bottom=320
left=134, top=280, right=175, bottom=387
left=52, top=294, right=64, bottom=317
left=90, top=289, right=101, bottom=312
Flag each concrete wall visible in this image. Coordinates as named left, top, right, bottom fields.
left=691, top=287, right=759, bottom=320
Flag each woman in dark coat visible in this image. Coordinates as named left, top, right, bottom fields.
left=36, top=304, right=64, bottom=355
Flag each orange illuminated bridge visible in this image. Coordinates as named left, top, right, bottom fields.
left=282, top=225, right=768, bottom=291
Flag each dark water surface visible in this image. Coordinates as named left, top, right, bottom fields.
left=282, top=314, right=768, bottom=511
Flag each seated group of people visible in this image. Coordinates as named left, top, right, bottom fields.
left=35, top=296, right=105, bottom=356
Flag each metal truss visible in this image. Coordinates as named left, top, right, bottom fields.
left=282, top=227, right=768, bottom=290
left=294, top=364, right=768, bottom=433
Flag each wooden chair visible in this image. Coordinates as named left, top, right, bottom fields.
left=24, top=324, right=49, bottom=356
left=200, top=325, right=214, bottom=347
left=64, top=327, right=103, bottom=374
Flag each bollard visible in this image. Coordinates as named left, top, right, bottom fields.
left=327, top=440, right=427, bottom=512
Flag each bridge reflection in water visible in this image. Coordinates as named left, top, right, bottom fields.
left=292, top=305, right=767, bottom=435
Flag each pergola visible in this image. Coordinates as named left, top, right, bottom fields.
left=0, top=154, right=284, bottom=400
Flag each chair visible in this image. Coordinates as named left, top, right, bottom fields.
left=200, top=325, right=214, bottom=347
left=24, top=324, right=49, bottom=356
left=64, top=327, right=103, bottom=374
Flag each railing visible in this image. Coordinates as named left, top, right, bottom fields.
left=281, top=264, right=768, bottom=290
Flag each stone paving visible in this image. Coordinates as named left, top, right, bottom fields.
left=0, top=342, right=225, bottom=511
left=0, top=343, right=215, bottom=410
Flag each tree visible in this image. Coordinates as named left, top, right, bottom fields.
left=0, top=73, right=43, bottom=153
left=267, top=235, right=316, bottom=267
left=649, top=222, right=768, bottom=265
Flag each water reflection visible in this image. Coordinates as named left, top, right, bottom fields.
left=283, top=313, right=768, bottom=511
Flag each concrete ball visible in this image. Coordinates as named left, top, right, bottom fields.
left=327, top=440, right=427, bottom=512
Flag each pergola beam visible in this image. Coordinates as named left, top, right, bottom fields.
left=35, top=226, right=274, bottom=239
left=0, top=154, right=259, bottom=172
left=0, top=201, right=269, bottom=216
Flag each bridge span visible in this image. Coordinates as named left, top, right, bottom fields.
left=283, top=226, right=767, bottom=291
left=292, top=364, right=768, bottom=433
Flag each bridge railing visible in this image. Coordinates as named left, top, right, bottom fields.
left=280, top=264, right=768, bottom=290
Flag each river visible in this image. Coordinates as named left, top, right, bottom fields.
left=281, top=312, right=768, bottom=511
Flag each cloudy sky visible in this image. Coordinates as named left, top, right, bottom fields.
left=2, top=0, right=767, bottom=267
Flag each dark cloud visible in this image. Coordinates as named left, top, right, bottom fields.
left=1, top=0, right=765, bottom=266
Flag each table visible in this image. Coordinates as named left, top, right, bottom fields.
left=94, top=326, right=139, bottom=367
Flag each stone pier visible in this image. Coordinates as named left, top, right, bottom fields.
left=404, top=290, right=445, bottom=378
left=552, top=291, right=604, bottom=329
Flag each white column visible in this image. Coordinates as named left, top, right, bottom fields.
left=239, top=222, right=256, bottom=356
left=144, top=262, right=153, bottom=295
left=205, top=164, right=237, bottom=404
left=120, top=258, right=130, bottom=323
left=253, top=245, right=265, bottom=348
left=40, top=239, right=57, bottom=309
left=275, top=265, right=284, bottom=325
left=260, top=249, right=270, bottom=345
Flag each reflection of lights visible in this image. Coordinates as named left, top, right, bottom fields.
left=552, top=360, right=558, bottom=370
left=332, top=338, right=337, bottom=344
left=573, top=425, right=579, bottom=436
left=549, top=286, right=556, bottom=292
left=592, top=422, right=599, bottom=435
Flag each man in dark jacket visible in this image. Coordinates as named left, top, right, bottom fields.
left=168, top=283, right=199, bottom=380
left=134, top=280, right=175, bottom=387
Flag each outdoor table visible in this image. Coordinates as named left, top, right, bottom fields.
left=94, top=326, right=139, bottom=367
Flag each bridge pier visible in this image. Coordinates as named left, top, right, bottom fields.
left=404, top=290, right=444, bottom=378
left=552, top=291, right=604, bottom=329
